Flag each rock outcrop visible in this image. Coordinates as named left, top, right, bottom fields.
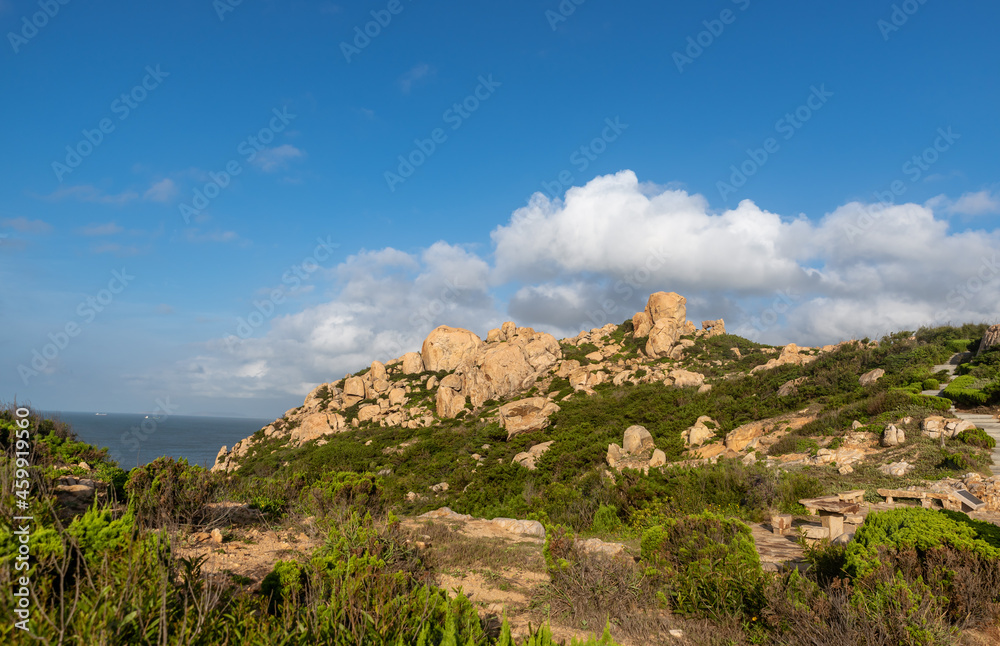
left=978, top=324, right=1000, bottom=357
left=607, top=425, right=665, bottom=472
left=642, top=292, right=688, bottom=359
left=682, top=416, right=717, bottom=447
left=499, top=397, right=560, bottom=438
left=921, top=416, right=976, bottom=440
left=859, top=368, right=885, bottom=387
left=421, top=326, right=485, bottom=372
left=701, top=319, right=725, bottom=338
left=881, top=424, right=904, bottom=447
left=750, top=343, right=817, bottom=373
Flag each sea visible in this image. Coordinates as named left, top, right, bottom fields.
left=44, top=411, right=274, bottom=469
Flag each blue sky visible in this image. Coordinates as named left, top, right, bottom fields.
left=2, top=0, right=999, bottom=418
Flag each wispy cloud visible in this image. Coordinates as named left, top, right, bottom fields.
left=1, top=217, right=52, bottom=234
left=251, top=144, right=305, bottom=172
left=143, top=178, right=178, bottom=203
left=947, top=190, right=1000, bottom=216
left=398, top=63, right=433, bottom=94
left=183, top=228, right=248, bottom=245
left=43, top=185, right=139, bottom=204
left=78, top=222, right=124, bottom=236
left=90, top=242, right=143, bottom=256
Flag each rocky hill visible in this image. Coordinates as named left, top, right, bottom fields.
left=214, top=292, right=763, bottom=471
left=211, top=292, right=1000, bottom=517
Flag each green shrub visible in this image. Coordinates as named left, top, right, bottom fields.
left=922, top=378, right=940, bottom=391
left=641, top=512, right=766, bottom=620
left=299, top=471, right=385, bottom=518
left=845, top=507, right=1000, bottom=578
left=955, top=427, right=996, bottom=449
left=768, top=435, right=819, bottom=456
left=942, top=375, right=989, bottom=406
left=66, top=505, right=136, bottom=560
left=945, top=339, right=972, bottom=353
left=125, top=457, right=217, bottom=527
left=589, top=504, right=622, bottom=534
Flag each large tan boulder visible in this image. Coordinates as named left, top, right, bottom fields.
left=645, top=291, right=686, bottom=325
left=632, top=311, right=653, bottom=338
left=646, top=318, right=682, bottom=358
left=606, top=443, right=623, bottom=469
left=701, top=319, right=726, bottom=337
left=460, top=344, right=535, bottom=407
left=401, top=352, right=423, bottom=374
left=725, top=420, right=769, bottom=452
left=623, top=425, right=655, bottom=454
left=436, top=386, right=466, bottom=418
left=859, top=368, right=885, bottom=387
left=290, top=412, right=346, bottom=444
left=421, top=326, right=483, bottom=372
left=498, top=397, right=560, bottom=438
left=369, top=360, right=387, bottom=382
left=750, top=343, right=817, bottom=373
left=683, top=416, right=717, bottom=447
left=342, top=377, right=366, bottom=406
left=357, top=404, right=381, bottom=422
left=669, top=369, right=705, bottom=388
left=642, top=292, right=687, bottom=358
left=303, top=383, right=331, bottom=411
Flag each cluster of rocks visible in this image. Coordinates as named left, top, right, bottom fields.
left=215, top=291, right=733, bottom=472
left=428, top=323, right=563, bottom=425
left=920, top=416, right=977, bottom=440
left=606, top=425, right=666, bottom=473
left=749, top=343, right=818, bottom=374
left=54, top=475, right=105, bottom=515
left=938, top=473, right=1000, bottom=511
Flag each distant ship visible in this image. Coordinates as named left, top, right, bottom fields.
left=95, top=413, right=107, bottom=416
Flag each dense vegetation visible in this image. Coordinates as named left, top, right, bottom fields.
left=1, top=322, right=998, bottom=644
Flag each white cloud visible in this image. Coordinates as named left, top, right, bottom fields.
left=182, top=228, right=247, bottom=245
left=251, top=145, right=305, bottom=172
left=1, top=217, right=51, bottom=234
left=90, top=242, right=142, bottom=256
left=944, top=190, right=1000, bottom=216
left=143, top=178, right=178, bottom=202
left=43, top=185, right=139, bottom=204
left=168, top=170, right=1000, bottom=406
left=398, top=63, right=433, bottom=94
left=79, top=222, right=123, bottom=236
left=168, top=242, right=498, bottom=401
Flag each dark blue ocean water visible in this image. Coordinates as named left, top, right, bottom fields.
left=44, top=411, right=273, bottom=469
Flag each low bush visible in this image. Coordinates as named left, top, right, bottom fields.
left=641, top=512, right=767, bottom=621
left=543, top=524, right=663, bottom=641
left=767, top=435, right=818, bottom=456
left=943, top=375, right=990, bottom=406
left=125, top=457, right=217, bottom=528
left=956, top=427, right=997, bottom=450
